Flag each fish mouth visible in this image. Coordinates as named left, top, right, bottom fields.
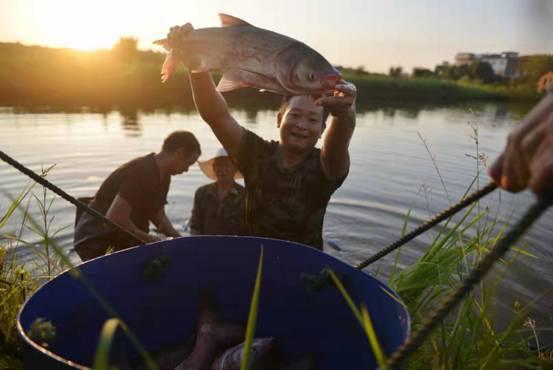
left=322, top=73, right=342, bottom=89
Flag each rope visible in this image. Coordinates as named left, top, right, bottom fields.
left=384, top=196, right=552, bottom=369
left=0, top=150, right=146, bottom=245
left=356, top=182, right=497, bottom=269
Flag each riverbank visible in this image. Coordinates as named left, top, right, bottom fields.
left=0, top=42, right=544, bottom=109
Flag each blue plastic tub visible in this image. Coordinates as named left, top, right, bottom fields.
left=18, top=236, right=410, bottom=369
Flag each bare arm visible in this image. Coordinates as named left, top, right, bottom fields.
left=105, top=194, right=160, bottom=243
left=151, top=208, right=181, bottom=238
left=189, top=72, right=244, bottom=157
left=316, top=82, right=357, bottom=180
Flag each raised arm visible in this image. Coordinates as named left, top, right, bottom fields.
left=188, top=72, right=244, bottom=157
left=315, top=81, right=357, bottom=180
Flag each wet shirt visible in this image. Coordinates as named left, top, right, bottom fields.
left=74, top=153, right=169, bottom=248
left=235, top=129, right=346, bottom=250
left=189, top=182, right=245, bottom=236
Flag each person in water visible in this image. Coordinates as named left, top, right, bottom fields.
left=189, top=148, right=245, bottom=235
left=183, top=69, right=356, bottom=250
left=74, top=131, right=201, bottom=261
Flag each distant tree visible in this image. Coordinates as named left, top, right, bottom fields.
left=113, top=37, right=138, bottom=62
left=412, top=67, right=433, bottom=78
left=434, top=64, right=449, bottom=77
left=519, top=54, right=553, bottom=83
left=470, top=61, right=495, bottom=83
left=354, top=65, right=369, bottom=75
left=456, top=64, right=472, bottom=80
left=435, top=63, right=470, bottom=80
left=389, top=66, right=403, bottom=77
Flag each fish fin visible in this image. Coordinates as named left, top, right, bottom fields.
left=237, top=68, right=290, bottom=95
left=240, top=68, right=276, bottom=81
left=153, top=38, right=171, bottom=51
left=160, top=51, right=177, bottom=83
left=154, top=23, right=194, bottom=51
left=218, top=13, right=252, bottom=27
left=216, top=71, right=251, bottom=92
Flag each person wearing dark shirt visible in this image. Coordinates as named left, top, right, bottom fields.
left=74, top=131, right=201, bottom=261
left=189, top=148, right=245, bottom=235
left=179, top=63, right=356, bottom=249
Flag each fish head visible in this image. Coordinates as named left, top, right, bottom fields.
left=276, top=43, right=342, bottom=94
left=290, top=58, right=341, bottom=92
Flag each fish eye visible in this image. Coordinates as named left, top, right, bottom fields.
left=307, top=72, right=316, bottom=81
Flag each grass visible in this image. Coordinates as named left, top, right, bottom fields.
left=328, top=269, right=387, bottom=368
left=380, top=127, right=550, bottom=369
left=0, top=174, right=157, bottom=370
left=240, top=246, right=264, bottom=370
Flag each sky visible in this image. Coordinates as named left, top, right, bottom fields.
left=0, top=0, right=552, bottom=73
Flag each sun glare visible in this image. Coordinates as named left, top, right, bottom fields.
left=30, top=0, right=129, bottom=50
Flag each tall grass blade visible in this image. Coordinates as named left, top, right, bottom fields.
left=328, top=269, right=362, bottom=325
left=329, top=269, right=387, bottom=367
left=93, top=318, right=158, bottom=370
left=93, top=318, right=121, bottom=370
left=361, top=305, right=387, bottom=368
left=0, top=186, right=34, bottom=228
left=240, top=245, right=264, bottom=370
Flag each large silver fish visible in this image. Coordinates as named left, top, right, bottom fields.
left=154, top=14, right=342, bottom=95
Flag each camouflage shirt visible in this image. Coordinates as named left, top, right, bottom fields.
left=189, top=182, right=245, bottom=235
left=235, top=129, right=346, bottom=250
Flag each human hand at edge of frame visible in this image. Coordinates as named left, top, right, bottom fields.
left=314, top=80, right=357, bottom=117
left=489, top=93, right=553, bottom=196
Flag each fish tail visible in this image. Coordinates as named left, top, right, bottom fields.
left=160, top=50, right=177, bottom=83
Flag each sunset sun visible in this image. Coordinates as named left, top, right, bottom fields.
left=30, top=0, right=132, bottom=50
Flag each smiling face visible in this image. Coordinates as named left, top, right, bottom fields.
left=278, top=96, right=324, bottom=154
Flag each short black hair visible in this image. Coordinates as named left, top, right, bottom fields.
left=162, top=131, right=201, bottom=155
left=279, top=95, right=330, bottom=130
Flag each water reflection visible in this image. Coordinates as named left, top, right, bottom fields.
left=119, top=107, right=142, bottom=136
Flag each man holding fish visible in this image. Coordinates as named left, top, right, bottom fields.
left=157, top=14, right=356, bottom=250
